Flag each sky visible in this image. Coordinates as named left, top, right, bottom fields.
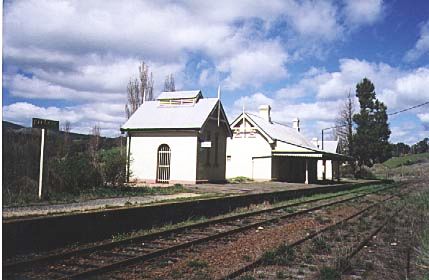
left=2, top=0, right=429, bottom=144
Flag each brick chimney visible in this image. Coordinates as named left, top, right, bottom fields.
left=312, top=137, right=319, bottom=148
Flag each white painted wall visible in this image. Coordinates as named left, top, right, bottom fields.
left=128, top=131, right=198, bottom=183
left=226, top=119, right=272, bottom=180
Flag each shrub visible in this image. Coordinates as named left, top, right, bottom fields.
left=46, top=153, right=103, bottom=194
left=318, top=266, right=341, bottom=280
left=99, top=147, right=127, bottom=186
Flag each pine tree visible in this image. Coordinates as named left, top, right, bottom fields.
left=353, top=78, right=391, bottom=171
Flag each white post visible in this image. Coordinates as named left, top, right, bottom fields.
left=38, top=128, right=45, bottom=199
left=305, top=159, right=309, bottom=184
left=323, top=159, right=326, bottom=181
left=217, top=85, right=221, bottom=127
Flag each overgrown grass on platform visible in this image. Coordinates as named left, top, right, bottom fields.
left=4, top=184, right=191, bottom=207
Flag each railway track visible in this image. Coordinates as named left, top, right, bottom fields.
left=221, top=191, right=406, bottom=279
left=4, top=184, right=398, bottom=280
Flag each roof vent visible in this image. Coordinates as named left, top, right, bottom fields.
left=292, top=118, right=300, bottom=132
left=259, top=105, right=272, bottom=123
left=157, top=90, right=202, bottom=106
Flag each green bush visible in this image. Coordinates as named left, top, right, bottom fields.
left=47, top=153, right=103, bottom=194
left=99, top=147, right=127, bottom=186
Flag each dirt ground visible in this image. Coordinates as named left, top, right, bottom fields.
left=185, top=180, right=367, bottom=194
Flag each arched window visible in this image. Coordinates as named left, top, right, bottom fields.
left=156, top=144, right=171, bottom=183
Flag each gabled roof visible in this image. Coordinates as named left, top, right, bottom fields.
left=157, top=90, right=201, bottom=100
left=121, top=98, right=217, bottom=130
left=245, top=113, right=318, bottom=150
left=231, top=112, right=349, bottom=160
left=321, top=140, right=339, bottom=153
left=121, top=93, right=232, bottom=137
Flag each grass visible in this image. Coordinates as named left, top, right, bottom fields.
left=228, top=176, right=254, bottom=184
left=4, top=184, right=191, bottom=207
left=102, top=183, right=389, bottom=243
left=382, top=152, right=429, bottom=169
left=238, top=276, right=256, bottom=280
left=318, top=266, right=341, bottom=280
left=261, top=244, right=295, bottom=265
left=312, top=236, right=331, bottom=254
left=187, top=259, right=208, bottom=269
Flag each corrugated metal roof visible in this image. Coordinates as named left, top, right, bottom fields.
left=322, top=140, right=339, bottom=153
left=246, top=113, right=317, bottom=150
left=122, top=98, right=218, bottom=130
left=157, top=90, right=201, bottom=100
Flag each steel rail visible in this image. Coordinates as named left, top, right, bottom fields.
left=4, top=183, right=391, bottom=272
left=338, top=206, right=405, bottom=274
left=219, top=192, right=408, bottom=280
left=5, top=184, right=395, bottom=280
left=58, top=186, right=393, bottom=279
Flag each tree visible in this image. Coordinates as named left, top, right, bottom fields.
left=335, top=90, right=354, bottom=156
left=411, top=137, right=429, bottom=154
left=62, top=121, right=72, bottom=156
left=334, top=90, right=356, bottom=173
left=391, top=142, right=411, bottom=157
left=88, top=124, right=101, bottom=167
left=353, top=78, right=391, bottom=171
left=163, top=74, right=175, bottom=92
left=125, top=61, right=154, bottom=119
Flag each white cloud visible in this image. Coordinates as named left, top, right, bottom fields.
left=283, top=0, right=343, bottom=41
left=5, top=74, right=124, bottom=102
left=343, top=0, right=384, bottom=26
left=3, top=0, right=392, bottom=137
left=418, top=113, right=429, bottom=123
left=404, top=20, right=429, bottom=62
left=3, top=102, right=125, bottom=136
left=219, top=41, right=288, bottom=89
left=231, top=58, right=429, bottom=144
left=301, top=58, right=429, bottom=111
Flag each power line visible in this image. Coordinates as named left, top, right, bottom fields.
left=321, top=100, right=429, bottom=131
left=387, top=101, right=429, bottom=116
left=319, top=100, right=429, bottom=148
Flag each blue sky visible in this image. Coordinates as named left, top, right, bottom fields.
left=3, top=0, right=429, bottom=144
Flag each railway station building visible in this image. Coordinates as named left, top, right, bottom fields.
left=225, top=105, right=345, bottom=184
left=311, top=138, right=341, bottom=181
left=121, top=90, right=232, bottom=184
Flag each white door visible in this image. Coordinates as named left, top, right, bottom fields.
left=156, top=144, right=171, bottom=183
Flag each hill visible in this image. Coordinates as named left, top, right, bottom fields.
left=3, top=121, right=25, bottom=130
left=382, top=152, right=429, bottom=169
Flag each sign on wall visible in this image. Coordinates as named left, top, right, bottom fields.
left=201, top=141, right=212, bottom=148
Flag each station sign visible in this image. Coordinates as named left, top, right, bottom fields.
left=201, top=141, right=212, bottom=148
left=32, top=118, right=59, bottom=131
